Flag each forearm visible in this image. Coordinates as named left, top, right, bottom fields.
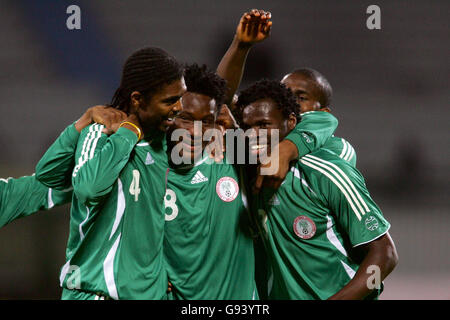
left=328, top=236, right=398, bottom=300
left=0, top=176, right=49, bottom=228
left=285, top=112, right=338, bottom=158
left=217, top=36, right=252, bottom=105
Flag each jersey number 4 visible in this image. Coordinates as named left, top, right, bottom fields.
left=129, top=170, right=141, bottom=202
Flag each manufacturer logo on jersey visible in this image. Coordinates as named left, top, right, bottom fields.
left=216, top=177, right=239, bottom=202
left=293, top=215, right=316, bottom=239
left=268, top=194, right=280, bottom=205
left=365, top=216, right=379, bottom=231
left=191, top=170, right=208, bottom=184
left=302, top=132, right=313, bottom=144
left=145, top=152, right=155, bottom=165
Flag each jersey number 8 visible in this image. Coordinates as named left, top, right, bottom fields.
left=164, top=189, right=178, bottom=221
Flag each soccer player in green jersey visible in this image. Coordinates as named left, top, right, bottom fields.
left=36, top=47, right=187, bottom=300
left=236, top=79, right=398, bottom=300
left=35, top=51, right=336, bottom=300
left=163, top=63, right=258, bottom=299
left=163, top=64, right=338, bottom=299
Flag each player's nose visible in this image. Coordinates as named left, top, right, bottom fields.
left=172, top=99, right=183, bottom=113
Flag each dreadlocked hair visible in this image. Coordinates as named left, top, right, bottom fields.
left=235, top=79, right=300, bottom=123
left=183, top=63, right=227, bottom=112
left=111, top=47, right=183, bottom=110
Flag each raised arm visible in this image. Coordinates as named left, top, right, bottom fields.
left=217, top=9, right=272, bottom=105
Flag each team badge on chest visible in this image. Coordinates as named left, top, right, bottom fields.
left=293, top=215, right=316, bottom=239
left=216, top=177, right=239, bottom=202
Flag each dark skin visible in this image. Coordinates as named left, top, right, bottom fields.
left=217, top=9, right=272, bottom=106
left=124, top=77, right=187, bottom=139
left=167, top=92, right=219, bottom=164
left=328, top=233, right=398, bottom=300
left=240, top=99, right=297, bottom=192
left=75, top=105, right=127, bottom=134
left=217, top=10, right=299, bottom=191
left=242, top=102, right=399, bottom=299
left=80, top=78, right=187, bottom=142
left=281, top=72, right=331, bottom=113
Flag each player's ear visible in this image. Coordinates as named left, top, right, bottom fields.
left=313, top=101, right=322, bottom=111
left=287, top=112, right=297, bottom=131
left=130, top=91, right=143, bottom=112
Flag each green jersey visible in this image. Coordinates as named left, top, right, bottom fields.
left=37, top=123, right=170, bottom=299
left=255, top=149, right=390, bottom=299
left=36, top=123, right=81, bottom=190
left=0, top=175, right=72, bottom=228
left=164, top=156, right=256, bottom=299
left=324, top=136, right=357, bottom=167
left=284, top=111, right=339, bottom=158
left=287, top=111, right=357, bottom=166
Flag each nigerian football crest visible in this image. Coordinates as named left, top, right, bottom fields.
left=216, top=177, right=239, bottom=202
left=293, top=215, right=316, bottom=239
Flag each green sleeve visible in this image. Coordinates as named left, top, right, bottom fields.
left=319, top=160, right=390, bottom=247
left=72, top=124, right=138, bottom=206
left=323, top=136, right=357, bottom=167
left=35, top=123, right=80, bottom=190
left=284, top=111, right=338, bottom=158
left=0, top=175, right=71, bottom=228
left=49, top=188, right=73, bottom=208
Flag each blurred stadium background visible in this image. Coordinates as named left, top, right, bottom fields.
left=0, top=0, right=448, bottom=299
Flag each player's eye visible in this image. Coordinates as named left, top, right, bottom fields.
left=165, top=97, right=181, bottom=105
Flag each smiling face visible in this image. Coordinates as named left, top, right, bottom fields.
left=241, top=97, right=296, bottom=158
left=133, top=77, right=187, bottom=133
left=167, top=91, right=217, bottom=163
left=281, top=72, right=323, bottom=113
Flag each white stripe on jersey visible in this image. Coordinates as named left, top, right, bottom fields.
left=109, top=178, right=125, bottom=240
left=73, top=124, right=104, bottom=177
left=340, top=260, right=356, bottom=279
left=104, top=234, right=121, bottom=300
left=339, top=138, right=348, bottom=158
left=300, top=157, right=365, bottom=221
left=343, top=142, right=355, bottom=161
left=47, top=188, right=54, bottom=209
left=89, top=125, right=103, bottom=159
left=291, top=167, right=317, bottom=195
left=326, top=215, right=348, bottom=257
left=59, top=259, right=71, bottom=287
left=343, top=141, right=352, bottom=160
left=79, top=206, right=90, bottom=241
left=305, top=154, right=370, bottom=213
